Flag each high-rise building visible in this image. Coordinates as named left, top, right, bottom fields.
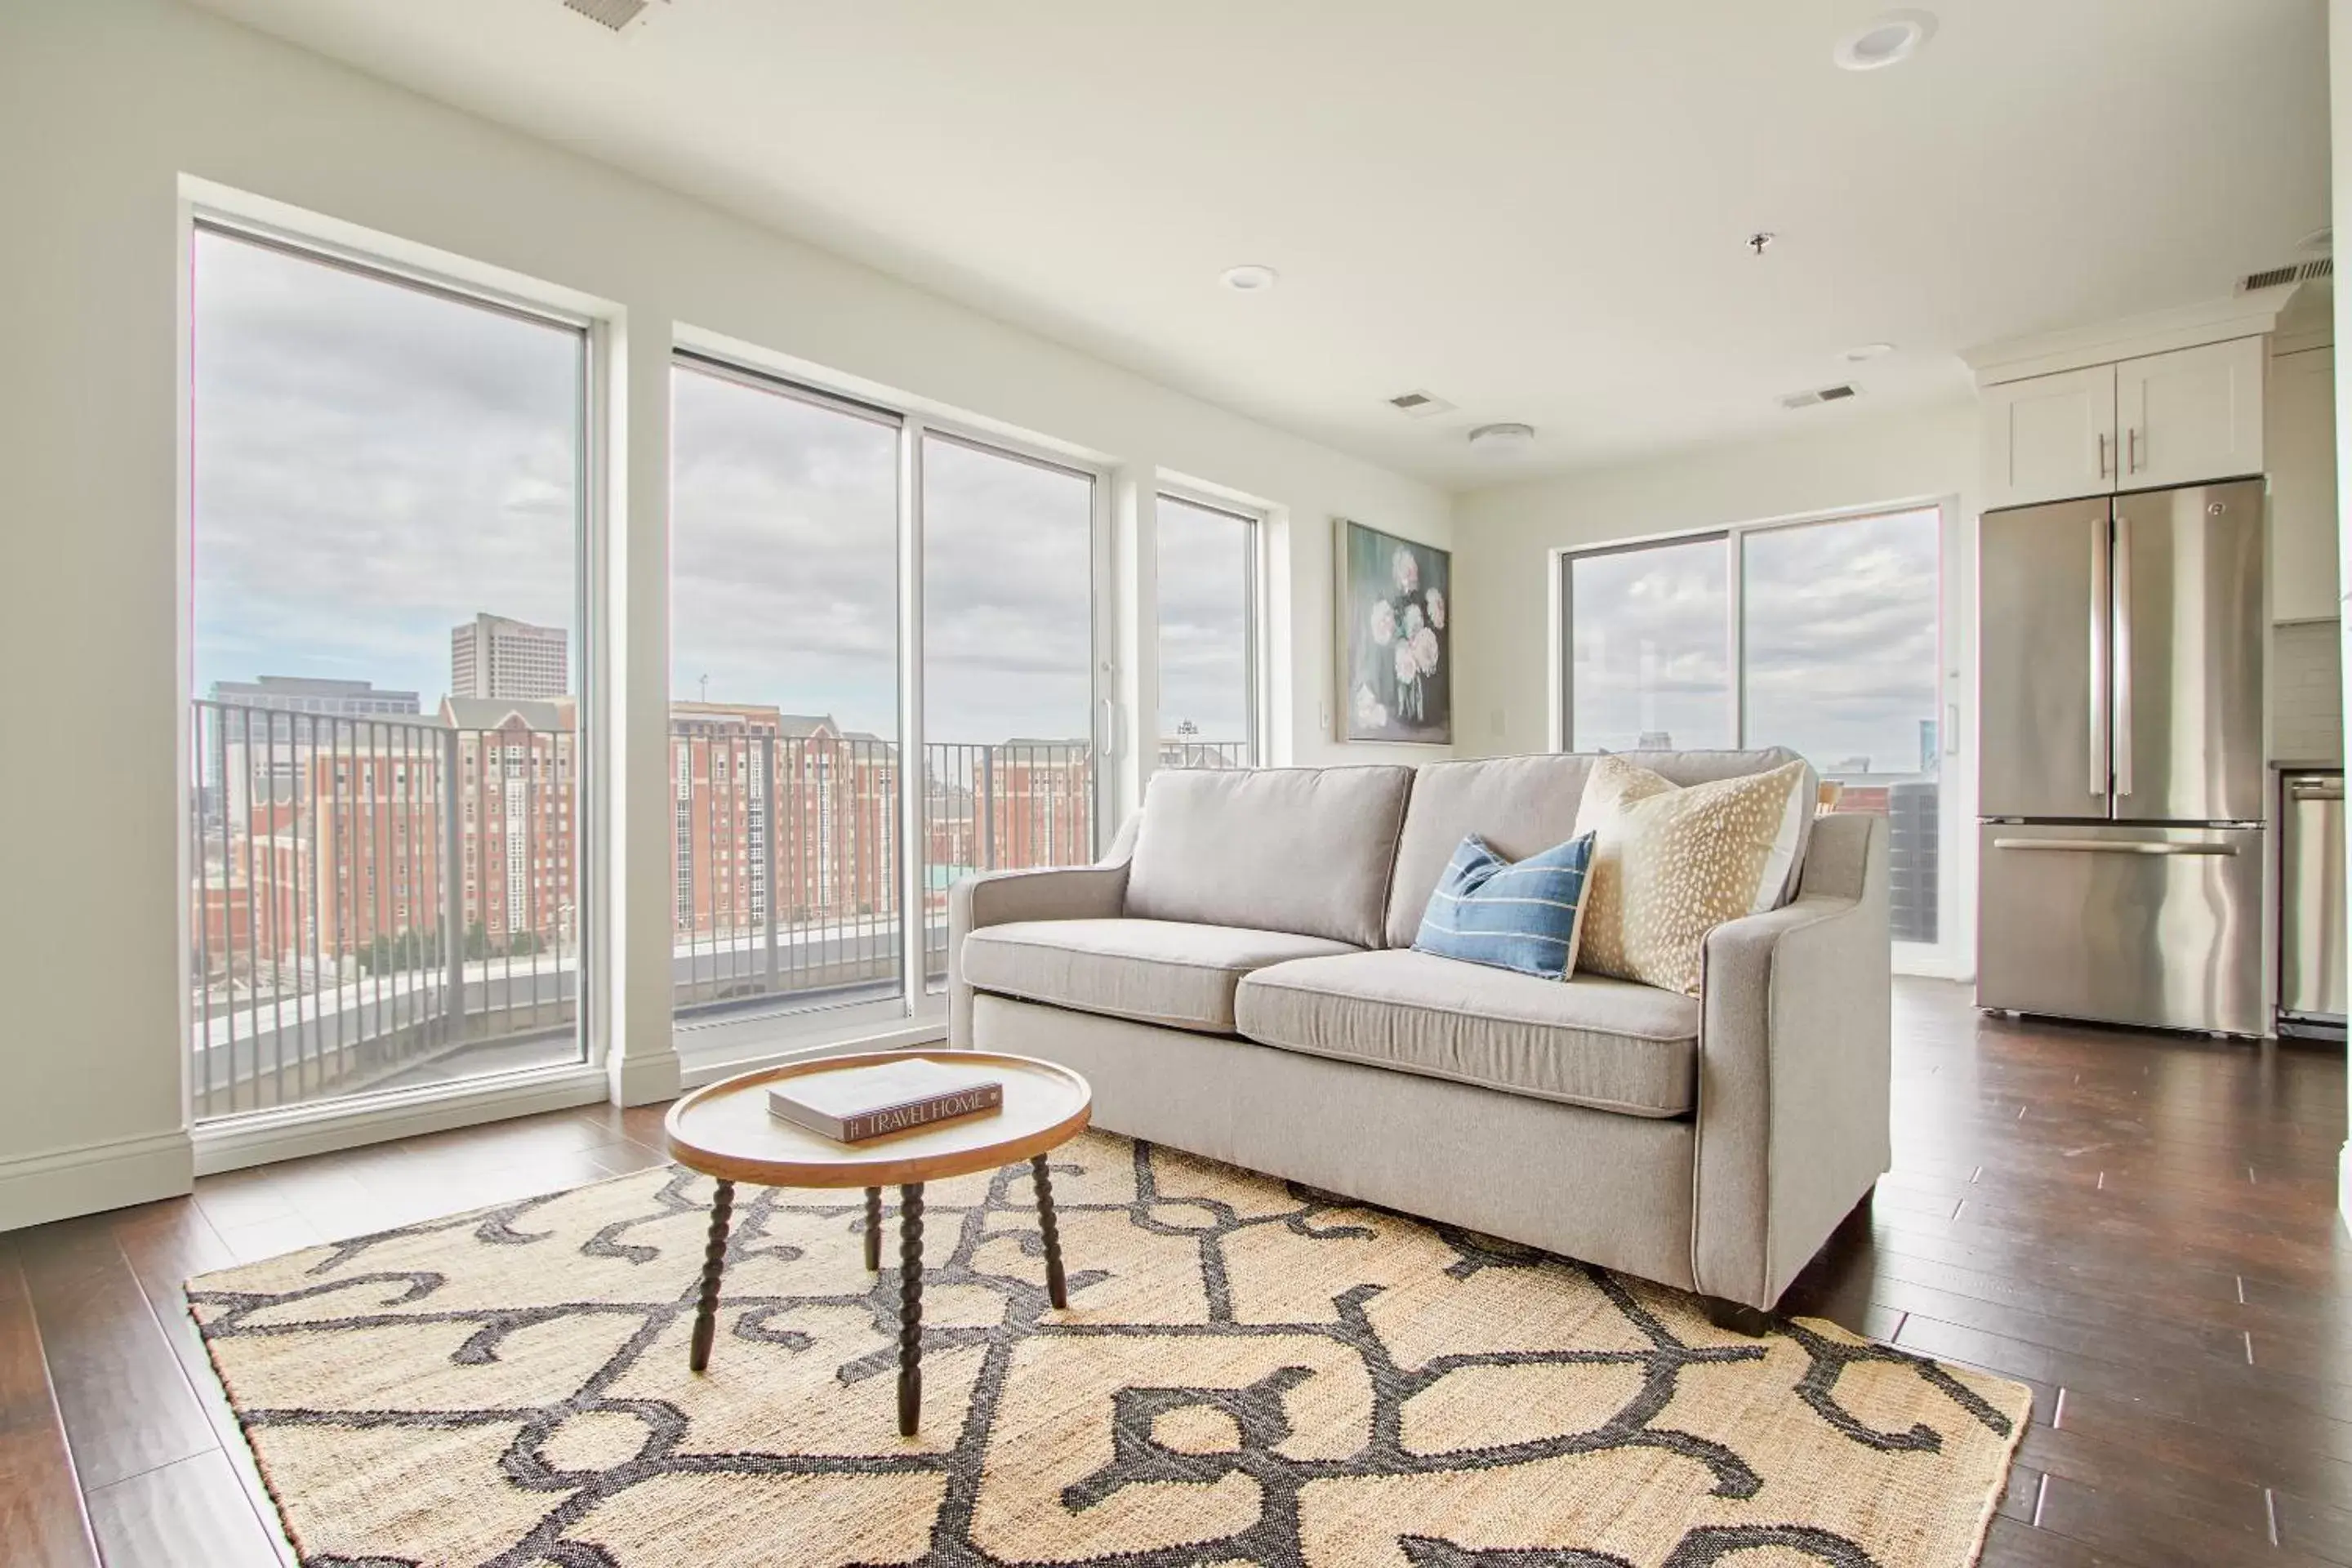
left=206, top=676, right=425, bottom=826
left=450, top=612, right=568, bottom=701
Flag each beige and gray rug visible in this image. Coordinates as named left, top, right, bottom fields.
left=188, top=1130, right=2027, bottom=1567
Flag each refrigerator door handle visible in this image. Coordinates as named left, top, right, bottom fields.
left=2111, top=513, right=2132, bottom=801
left=2087, top=524, right=2109, bottom=797
left=1991, top=837, right=2238, bottom=857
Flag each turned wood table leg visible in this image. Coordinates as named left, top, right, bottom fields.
left=1031, top=1152, right=1068, bottom=1309
left=689, top=1178, right=736, bottom=1374
left=897, top=1183, right=924, bottom=1436
left=864, top=1186, right=882, bottom=1272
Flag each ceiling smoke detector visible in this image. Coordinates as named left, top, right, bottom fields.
left=1833, top=9, right=1936, bottom=71
left=1387, top=390, right=1457, bottom=420
left=1842, top=342, right=1896, bottom=363
left=1779, top=383, right=1860, bottom=411
left=1467, top=422, right=1536, bottom=457
left=1218, top=264, right=1279, bottom=293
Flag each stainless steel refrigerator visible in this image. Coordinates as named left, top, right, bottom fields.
left=1977, top=478, right=2266, bottom=1036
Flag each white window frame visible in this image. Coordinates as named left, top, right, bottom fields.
left=1552, top=495, right=1969, bottom=977
left=1150, top=485, right=1267, bottom=772
left=177, top=188, right=617, bottom=1170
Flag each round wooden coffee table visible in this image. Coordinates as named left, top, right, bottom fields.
left=663, top=1049, right=1092, bottom=1435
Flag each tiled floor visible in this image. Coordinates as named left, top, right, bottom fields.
left=2, top=978, right=2346, bottom=1566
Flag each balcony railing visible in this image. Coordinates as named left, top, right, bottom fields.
left=189, top=700, right=1109, bottom=1118
left=189, top=698, right=583, bottom=1120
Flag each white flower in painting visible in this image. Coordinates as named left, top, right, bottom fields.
left=1403, top=602, right=1425, bottom=639
left=1394, top=642, right=1419, bottom=685
left=1369, top=599, right=1396, bottom=646
left=1392, top=546, right=1420, bottom=594
left=1412, top=626, right=1441, bottom=675
left=1352, top=683, right=1388, bottom=728
left=1425, top=587, right=1446, bottom=630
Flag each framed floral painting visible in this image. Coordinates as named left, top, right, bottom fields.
left=1336, top=519, right=1451, bottom=745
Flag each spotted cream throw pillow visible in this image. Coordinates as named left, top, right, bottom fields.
left=1571, top=756, right=1811, bottom=996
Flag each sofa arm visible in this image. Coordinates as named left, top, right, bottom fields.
left=947, top=822, right=1136, bottom=1048
left=1690, top=811, right=1891, bottom=1310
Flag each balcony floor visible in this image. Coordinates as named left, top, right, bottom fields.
left=2, top=978, right=2347, bottom=1566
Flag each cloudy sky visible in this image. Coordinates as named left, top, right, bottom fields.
left=1570, top=510, right=1940, bottom=775
left=196, top=230, right=1110, bottom=746
left=192, top=228, right=583, bottom=706
left=1153, top=497, right=1253, bottom=744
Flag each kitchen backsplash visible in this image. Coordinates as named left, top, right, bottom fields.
left=2274, top=619, right=2344, bottom=764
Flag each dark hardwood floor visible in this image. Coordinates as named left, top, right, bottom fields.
left=2, top=978, right=2345, bottom=1566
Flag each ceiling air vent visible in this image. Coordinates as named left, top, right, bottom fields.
left=561, top=0, right=663, bottom=32
left=1386, top=390, right=1457, bottom=420
left=1778, top=383, right=1860, bottom=411
left=2239, top=258, right=2332, bottom=293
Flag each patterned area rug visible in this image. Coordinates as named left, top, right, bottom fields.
left=188, top=1131, right=2027, bottom=1567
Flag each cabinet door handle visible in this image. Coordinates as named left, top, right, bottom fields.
left=2127, top=427, right=2141, bottom=473
left=2096, top=431, right=2109, bottom=479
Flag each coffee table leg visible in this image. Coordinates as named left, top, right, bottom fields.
left=864, top=1186, right=882, bottom=1272
left=897, top=1183, right=924, bottom=1436
left=689, top=1178, right=735, bottom=1374
left=1031, top=1153, right=1068, bottom=1309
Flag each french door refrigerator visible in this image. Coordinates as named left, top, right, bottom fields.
left=1977, top=478, right=2266, bottom=1035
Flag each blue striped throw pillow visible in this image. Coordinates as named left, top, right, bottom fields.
left=1411, top=831, right=1597, bottom=979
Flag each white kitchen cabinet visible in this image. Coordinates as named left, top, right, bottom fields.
left=1981, top=336, right=2268, bottom=510
left=1981, top=362, right=2116, bottom=510
left=2267, top=344, right=2338, bottom=623
left=2114, top=336, right=2265, bottom=494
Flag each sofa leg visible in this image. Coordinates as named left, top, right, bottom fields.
left=1702, top=1295, right=1775, bottom=1337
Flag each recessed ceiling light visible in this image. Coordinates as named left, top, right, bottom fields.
left=1218, top=264, right=1279, bottom=293
left=1467, top=422, right=1536, bottom=457
left=1842, top=342, right=1896, bottom=362
left=1833, top=8, right=1936, bottom=71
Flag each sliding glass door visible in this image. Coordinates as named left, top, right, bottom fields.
left=920, top=434, right=1100, bottom=988
left=668, top=359, right=902, bottom=1026
left=1562, top=505, right=1948, bottom=951
left=669, top=356, right=1106, bottom=1042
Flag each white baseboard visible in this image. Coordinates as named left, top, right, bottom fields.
left=0, top=1128, right=194, bottom=1233
left=2340, top=1142, right=2351, bottom=1234
left=607, top=1048, right=682, bottom=1109
left=194, top=1064, right=609, bottom=1177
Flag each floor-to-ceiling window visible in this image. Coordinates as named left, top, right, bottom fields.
left=1561, top=505, right=1945, bottom=946
left=667, top=358, right=902, bottom=1026
left=920, top=434, right=1099, bottom=987
left=1154, top=493, right=1259, bottom=770
left=1564, top=534, right=1732, bottom=753
left=187, top=222, right=590, bottom=1120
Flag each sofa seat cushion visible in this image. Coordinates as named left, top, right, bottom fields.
left=961, top=919, right=1361, bottom=1034
left=1234, top=949, right=1699, bottom=1117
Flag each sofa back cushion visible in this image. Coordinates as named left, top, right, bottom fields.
left=1127, top=765, right=1413, bottom=947
left=1384, top=748, right=1812, bottom=948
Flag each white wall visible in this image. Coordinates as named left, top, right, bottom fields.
left=0, top=0, right=1449, bottom=1227
left=1450, top=399, right=1982, bottom=973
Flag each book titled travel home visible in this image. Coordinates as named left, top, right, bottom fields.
left=767, top=1059, right=1004, bottom=1144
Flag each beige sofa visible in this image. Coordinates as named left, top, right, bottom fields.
left=947, top=750, right=1891, bottom=1323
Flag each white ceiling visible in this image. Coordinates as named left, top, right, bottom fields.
left=185, top=0, right=2330, bottom=488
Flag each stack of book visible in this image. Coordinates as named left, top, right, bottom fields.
left=768, top=1058, right=1004, bottom=1145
